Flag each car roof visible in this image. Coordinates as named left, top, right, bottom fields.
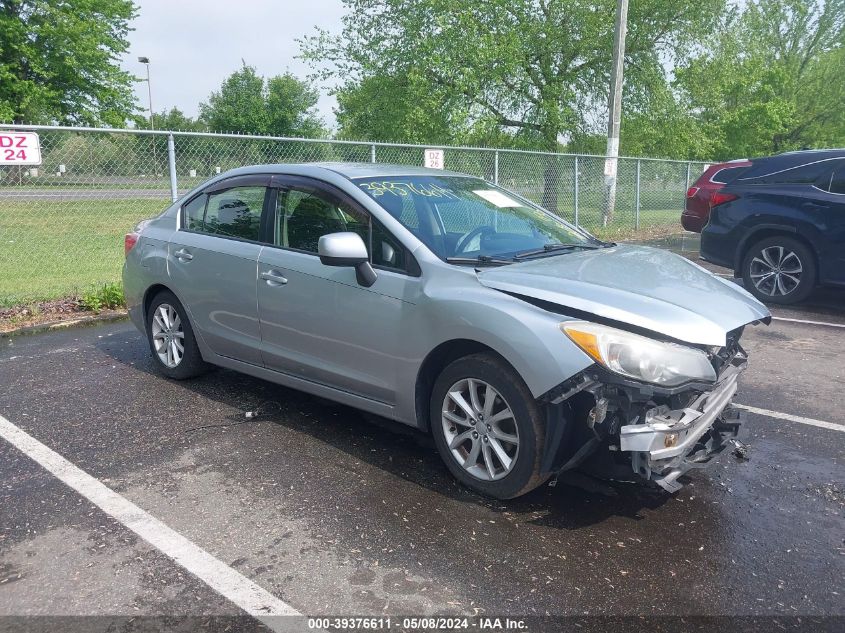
left=218, top=162, right=474, bottom=181
left=735, top=148, right=845, bottom=182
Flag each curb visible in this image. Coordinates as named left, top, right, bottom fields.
left=1, top=310, right=129, bottom=338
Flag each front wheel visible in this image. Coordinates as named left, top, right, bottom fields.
left=430, top=353, right=548, bottom=499
left=741, top=236, right=816, bottom=304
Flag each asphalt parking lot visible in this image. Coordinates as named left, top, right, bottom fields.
left=0, top=278, right=843, bottom=631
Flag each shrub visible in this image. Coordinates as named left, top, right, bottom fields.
left=80, top=282, right=125, bottom=313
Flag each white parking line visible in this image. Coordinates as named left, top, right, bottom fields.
left=734, top=404, right=845, bottom=433
left=0, top=414, right=300, bottom=629
left=771, top=316, right=845, bottom=329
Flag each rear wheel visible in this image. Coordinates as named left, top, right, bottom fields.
left=430, top=353, right=548, bottom=499
left=146, top=290, right=210, bottom=379
left=741, top=236, right=816, bottom=304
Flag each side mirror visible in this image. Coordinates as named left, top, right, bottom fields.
left=317, top=232, right=378, bottom=287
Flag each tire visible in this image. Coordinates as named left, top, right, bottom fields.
left=741, top=236, right=816, bottom=305
left=430, top=353, right=548, bottom=499
left=145, top=290, right=210, bottom=379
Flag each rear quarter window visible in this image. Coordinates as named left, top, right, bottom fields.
left=711, top=166, right=749, bottom=184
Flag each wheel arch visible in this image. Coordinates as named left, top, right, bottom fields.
left=143, top=284, right=172, bottom=324
left=734, top=225, right=819, bottom=278
left=414, top=340, right=523, bottom=433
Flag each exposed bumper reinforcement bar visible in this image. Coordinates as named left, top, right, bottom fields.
left=620, top=360, right=746, bottom=492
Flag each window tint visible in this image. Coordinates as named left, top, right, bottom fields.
left=203, top=186, right=265, bottom=241
left=711, top=166, right=749, bottom=184
left=183, top=194, right=206, bottom=230
left=747, top=161, right=834, bottom=185
left=276, top=188, right=368, bottom=253
left=828, top=167, right=845, bottom=194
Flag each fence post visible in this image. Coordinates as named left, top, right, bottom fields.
left=573, top=156, right=580, bottom=228
left=635, top=159, right=641, bottom=231
left=167, top=134, right=178, bottom=202
left=370, top=144, right=376, bottom=163
left=493, top=150, right=499, bottom=184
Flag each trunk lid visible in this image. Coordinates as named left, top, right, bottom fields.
left=477, top=244, right=770, bottom=346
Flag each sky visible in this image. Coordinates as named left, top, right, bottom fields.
left=119, top=0, right=346, bottom=130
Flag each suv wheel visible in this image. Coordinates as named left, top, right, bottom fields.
left=146, top=290, right=210, bottom=379
left=430, top=353, right=548, bottom=499
left=741, top=236, right=816, bottom=305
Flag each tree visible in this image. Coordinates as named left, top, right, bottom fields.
left=675, top=0, right=845, bottom=159
left=302, top=0, right=724, bottom=211
left=0, top=0, right=137, bottom=125
left=153, top=107, right=203, bottom=132
left=334, top=73, right=462, bottom=143
left=199, top=64, right=325, bottom=138
left=266, top=74, right=325, bottom=139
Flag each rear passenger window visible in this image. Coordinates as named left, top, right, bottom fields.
left=203, top=186, right=265, bottom=241
left=182, top=194, right=206, bottom=230
left=750, top=161, right=834, bottom=185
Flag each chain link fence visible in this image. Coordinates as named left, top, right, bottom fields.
left=0, top=124, right=708, bottom=307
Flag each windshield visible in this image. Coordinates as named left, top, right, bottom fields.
left=354, top=175, right=595, bottom=261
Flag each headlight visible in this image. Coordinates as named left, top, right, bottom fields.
left=561, top=321, right=717, bottom=387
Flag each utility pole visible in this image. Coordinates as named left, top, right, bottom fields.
left=603, top=0, right=628, bottom=226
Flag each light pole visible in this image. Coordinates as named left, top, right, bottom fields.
left=137, top=56, right=158, bottom=175
left=138, top=56, right=154, bottom=130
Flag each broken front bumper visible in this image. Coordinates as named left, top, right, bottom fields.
left=619, top=360, right=746, bottom=492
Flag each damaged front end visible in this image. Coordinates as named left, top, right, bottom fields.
left=540, top=331, right=749, bottom=493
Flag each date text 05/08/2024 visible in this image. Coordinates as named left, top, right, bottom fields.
left=307, top=617, right=528, bottom=630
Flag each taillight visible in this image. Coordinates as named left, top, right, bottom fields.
left=124, top=232, right=140, bottom=257
left=710, top=192, right=738, bottom=208
left=686, top=186, right=700, bottom=198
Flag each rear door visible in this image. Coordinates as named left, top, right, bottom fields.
left=167, top=174, right=271, bottom=366
left=256, top=176, right=421, bottom=405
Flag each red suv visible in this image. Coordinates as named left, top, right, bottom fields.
left=682, top=160, right=751, bottom=232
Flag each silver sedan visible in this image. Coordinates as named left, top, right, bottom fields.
left=123, top=163, right=771, bottom=499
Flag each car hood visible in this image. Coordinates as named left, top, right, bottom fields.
left=476, top=244, right=771, bottom=346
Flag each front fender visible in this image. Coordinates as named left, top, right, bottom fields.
left=415, top=282, right=594, bottom=399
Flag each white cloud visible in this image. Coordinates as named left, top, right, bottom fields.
left=121, top=0, right=346, bottom=130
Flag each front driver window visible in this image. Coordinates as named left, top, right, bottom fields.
left=276, top=188, right=368, bottom=252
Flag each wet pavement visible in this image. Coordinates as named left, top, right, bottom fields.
left=0, top=285, right=843, bottom=630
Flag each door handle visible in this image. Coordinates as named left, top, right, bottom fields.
left=174, top=248, right=193, bottom=261
left=260, top=269, right=288, bottom=286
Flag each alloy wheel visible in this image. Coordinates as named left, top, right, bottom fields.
left=441, top=378, right=519, bottom=481
left=151, top=303, right=185, bottom=368
left=749, top=246, right=803, bottom=297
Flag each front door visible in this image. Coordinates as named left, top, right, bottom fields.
left=256, top=177, right=420, bottom=405
left=167, top=175, right=270, bottom=366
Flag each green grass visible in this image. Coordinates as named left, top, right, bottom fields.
left=0, top=198, right=167, bottom=307
left=0, top=197, right=685, bottom=308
